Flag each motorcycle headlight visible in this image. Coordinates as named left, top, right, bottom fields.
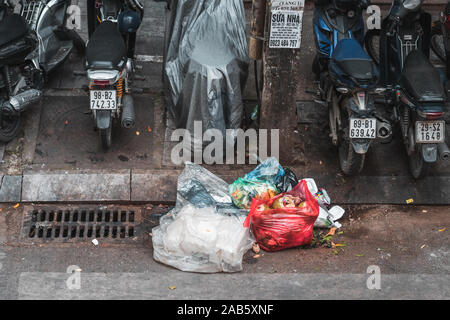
left=402, top=0, right=421, bottom=10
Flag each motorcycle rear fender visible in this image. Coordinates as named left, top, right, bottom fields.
left=351, top=139, right=371, bottom=154
left=95, top=110, right=111, bottom=130
left=421, top=143, right=438, bottom=163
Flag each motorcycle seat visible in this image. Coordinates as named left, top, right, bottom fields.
left=331, top=39, right=376, bottom=81
left=0, top=13, right=29, bottom=48
left=86, top=21, right=127, bottom=70
left=400, top=50, right=446, bottom=102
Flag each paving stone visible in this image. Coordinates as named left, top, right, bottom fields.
left=21, top=170, right=130, bottom=202
left=0, top=175, right=22, bottom=203
left=131, top=170, right=180, bottom=202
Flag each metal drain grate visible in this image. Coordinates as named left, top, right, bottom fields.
left=21, top=206, right=143, bottom=243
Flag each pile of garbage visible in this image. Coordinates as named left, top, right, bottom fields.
left=152, top=158, right=345, bottom=273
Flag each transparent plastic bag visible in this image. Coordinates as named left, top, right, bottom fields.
left=244, top=157, right=285, bottom=184
left=152, top=162, right=253, bottom=273
left=171, top=162, right=233, bottom=216
left=153, top=205, right=253, bottom=273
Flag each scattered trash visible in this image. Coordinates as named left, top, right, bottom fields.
left=244, top=180, right=319, bottom=252
left=92, top=239, right=99, bottom=246
left=13, top=203, right=19, bottom=209
left=296, top=178, right=346, bottom=229
left=64, top=120, right=69, bottom=125
left=169, top=286, right=176, bottom=290
left=148, top=233, right=153, bottom=237
left=136, top=131, right=140, bottom=136
left=315, top=206, right=344, bottom=228
left=406, top=198, right=414, bottom=204
left=303, top=178, right=319, bottom=194
left=438, top=228, right=446, bottom=232
left=326, top=227, right=337, bottom=237
left=152, top=163, right=253, bottom=273
left=147, top=125, right=152, bottom=132
left=355, top=254, right=364, bottom=257
left=421, top=244, right=426, bottom=249
left=422, top=210, right=428, bottom=213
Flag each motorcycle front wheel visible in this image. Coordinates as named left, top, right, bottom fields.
left=0, top=109, right=21, bottom=143
left=99, top=127, right=112, bottom=150
left=431, top=22, right=446, bottom=63
left=336, top=100, right=366, bottom=175
left=364, top=29, right=381, bottom=65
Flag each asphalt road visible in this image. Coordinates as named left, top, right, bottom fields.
left=0, top=203, right=448, bottom=299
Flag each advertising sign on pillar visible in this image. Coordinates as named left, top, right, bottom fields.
left=269, top=0, right=304, bottom=49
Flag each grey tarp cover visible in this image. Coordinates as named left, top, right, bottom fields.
left=163, top=0, right=249, bottom=138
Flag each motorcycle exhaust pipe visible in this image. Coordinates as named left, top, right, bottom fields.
left=121, top=94, right=135, bottom=129
left=8, top=89, right=42, bottom=112
left=438, top=143, right=450, bottom=161
left=377, top=121, right=392, bottom=139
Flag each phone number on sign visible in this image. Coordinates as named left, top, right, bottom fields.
left=269, top=39, right=298, bottom=48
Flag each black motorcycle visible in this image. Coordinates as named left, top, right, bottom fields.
left=430, top=1, right=450, bottom=78
left=85, top=0, right=143, bottom=149
left=312, top=0, right=392, bottom=175
left=0, top=0, right=84, bottom=142
left=366, top=0, right=449, bottom=179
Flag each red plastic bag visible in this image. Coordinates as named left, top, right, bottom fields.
left=243, top=180, right=319, bottom=252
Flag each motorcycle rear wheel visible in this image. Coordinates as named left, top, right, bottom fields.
left=0, top=110, right=21, bottom=143
left=99, top=127, right=112, bottom=150
left=336, top=100, right=366, bottom=175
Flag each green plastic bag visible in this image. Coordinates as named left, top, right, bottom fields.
left=229, top=178, right=279, bottom=209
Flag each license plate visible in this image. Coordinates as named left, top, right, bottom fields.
left=90, top=90, right=117, bottom=110
left=349, top=118, right=377, bottom=139
left=415, top=120, right=445, bottom=143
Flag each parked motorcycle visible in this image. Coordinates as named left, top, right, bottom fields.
left=366, top=0, right=449, bottom=179
left=0, top=0, right=84, bottom=142
left=312, top=0, right=392, bottom=175
left=430, top=1, right=450, bottom=77
left=85, top=0, right=143, bottom=149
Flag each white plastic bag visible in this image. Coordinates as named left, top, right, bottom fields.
left=153, top=204, right=253, bottom=273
